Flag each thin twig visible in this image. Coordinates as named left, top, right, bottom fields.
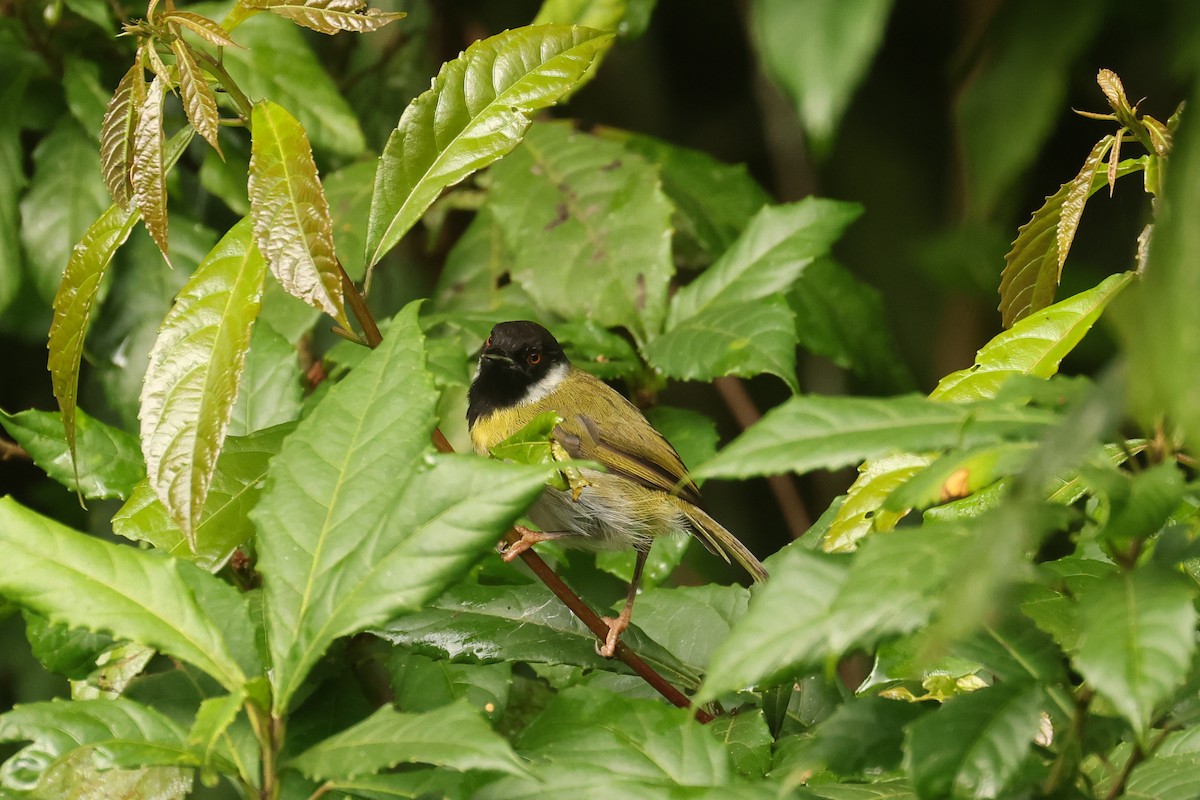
left=342, top=269, right=712, bottom=722
left=713, top=376, right=811, bottom=537
left=0, top=438, right=29, bottom=461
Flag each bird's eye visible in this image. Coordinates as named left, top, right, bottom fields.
left=484, top=336, right=492, bottom=348
left=527, top=352, right=541, bottom=365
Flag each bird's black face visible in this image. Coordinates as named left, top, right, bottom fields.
left=467, top=321, right=569, bottom=427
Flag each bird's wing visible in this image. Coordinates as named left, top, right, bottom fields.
left=553, top=410, right=703, bottom=507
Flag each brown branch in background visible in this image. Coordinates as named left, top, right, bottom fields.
left=714, top=376, right=811, bottom=538
left=0, top=438, right=29, bottom=461
left=341, top=266, right=712, bottom=722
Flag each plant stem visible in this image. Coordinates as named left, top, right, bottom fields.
left=713, top=376, right=811, bottom=538
left=193, top=48, right=255, bottom=123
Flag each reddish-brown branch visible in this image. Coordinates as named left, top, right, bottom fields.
left=714, top=376, right=811, bottom=538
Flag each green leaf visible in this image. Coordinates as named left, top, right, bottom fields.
left=626, top=584, right=749, bottom=672
left=904, top=681, right=1045, bottom=800
left=140, top=216, right=267, bottom=548
left=667, top=198, right=861, bottom=327
left=324, top=770, right=465, bottom=800
left=0, top=698, right=193, bottom=787
left=254, top=303, right=549, bottom=712
left=18, top=117, right=109, bottom=301
left=0, top=497, right=256, bottom=692
left=131, top=75, right=170, bottom=261
left=227, top=323, right=303, bottom=436
left=490, top=686, right=734, bottom=794
left=939, top=272, right=1133, bottom=400
left=0, top=73, right=25, bottom=318
left=22, top=612, right=115, bottom=680
left=250, top=1, right=406, bottom=34
left=709, top=710, right=773, bottom=778
left=324, top=160, right=377, bottom=282
left=172, top=40, right=221, bottom=155
left=751, top=0, right=892, bottom=158
left=822, top=453, right=932, bottom=553
left=365, top=26, right=613, bottom=269
left=695, top=394, right=1056, bottom=481
left=0, top=407, right=143, bottom=500
left=612, top=131, right=771, bottom=267
left=387, top=652, right=511, bottom=720
left=100, top=59, right=146, bottom=208
left=375, top=583, right=701, bottom=689
left=997, top=137, right=1114, bottom=326
left=484, top=122, right=671, bottom=343
left=48, top=203, right=139, bottom=479
left=955, top=0, right=1105, bottom=219
left=1125, top=752, right=1200, bottom=800
left=431, top=204, right=528, bottom=314
left=114, top=423, right=292, bottom=570
left=248, top=100, right=348, bottom=328
left=644, top=296, right=799, bottom=392
left=810, top=695, right=927, bottom=776
left=790, top=258, right=915, bottom=392
left=287, top=699, right=525, bottom=781
left=188, top=691, right=244, bottom=766
left=62, top=56, right=110, bottom=139
left=883, top=442, right=1035, bottom=513
left=216, top=8, right=365, bottom=156
left=698, top=547, right=848, bottom=703
left=951, top=614, right=1068, bottom=689
left=1072, top=567, right=1197, bottom=739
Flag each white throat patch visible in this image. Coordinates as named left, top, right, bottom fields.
left=521, top=361, right=569, bottom=406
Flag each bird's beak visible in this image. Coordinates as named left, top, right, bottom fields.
left=480, top=352, right=515, bottom=366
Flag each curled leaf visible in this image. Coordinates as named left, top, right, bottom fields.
left=998, top=136, right=1115, bottom=327
left=252, top=0, right=406, bottom=35
left=248, top=100, right=348, bottom=327
left=172, top=40, right=222, bottom=155
left=99, top=59, right=146, bottom=208
left=131, top=75, right=169, bottom=262
left=164, top=11, right=242, bottom=48
left=139, top=217, right=267, bottom=549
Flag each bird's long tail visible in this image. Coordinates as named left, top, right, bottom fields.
left=677, top=501, right=769, bottom=582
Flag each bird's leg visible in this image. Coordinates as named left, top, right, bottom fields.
left=598, top=547, right=649, bottom=658
left=498, top=525, right=576, bottom=562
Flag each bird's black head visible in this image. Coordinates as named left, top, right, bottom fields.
left=467, top=321, right=570, bottom=426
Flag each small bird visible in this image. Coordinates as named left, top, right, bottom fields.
left=467, top=320, right=768, bottom=657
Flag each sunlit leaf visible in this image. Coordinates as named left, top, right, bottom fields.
left=254, top=304, right=549, bottom=712
left=365, top=25, right=613, bottom=269
left=940, top=272, right=1132, bottom=400
left=822, top=453, right=932, bottom=553
left=48, top=204, right=139, bottom=473
left=248, top=100, right=348, bottom=328
left=131, top=75, right=170, bottom=261
left=140, top=216, right=267, bottom=548
left=164, top=10, right=241, bottom=48
left=249, top=0, right=406, bottom=35
left=695, top=394, right=1056, bottom=481
left=0, top=497, right=256, bottom=692
left=63, top=56, right=110, bottom=139
left=287, top=700, right=525, bottom=780
left=997, top=139, right=1128, bottom=327
left=227, top=323, right=302, bottom=436
left=114, top=423, right=292, bottom=571
left=171, top=40, right=221, bottom=155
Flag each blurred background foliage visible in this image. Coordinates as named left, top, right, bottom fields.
left=1, top=0, right=1196, bottom=711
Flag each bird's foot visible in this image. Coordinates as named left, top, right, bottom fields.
left=498, top=525, right=549, bottom=563
left=596, top=609, right=633, bottom=658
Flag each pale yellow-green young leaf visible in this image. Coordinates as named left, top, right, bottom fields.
left=255, top=1, right=406, bottom=35
left=139, top=217, right=267, bottom=549
left=248, top=100, right=348, bottom=328
left=163, top=10, right=242, bottom=48
left=171, top=40, right=222, bottom=156
left=99, top=59, right=146, bottom=208
left=822, top=453, right=933, bottom=553
left=144, top=41, right=173, bottom=84
left=48, top=205, right=141, bottom=483
left=132, top=75, right=170, bottom=262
